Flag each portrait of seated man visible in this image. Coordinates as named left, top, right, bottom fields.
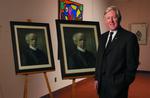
left=21, top=32, right=48, bottom=66
left=68, top=32, right=96, bottom=69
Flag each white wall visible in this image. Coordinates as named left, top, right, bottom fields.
left=109, top=0, right=150, bottom=71
left=0, top=0, right=108, bottom=98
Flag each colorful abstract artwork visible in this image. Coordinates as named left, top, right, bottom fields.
left=59, top=0, right=83, bottom=20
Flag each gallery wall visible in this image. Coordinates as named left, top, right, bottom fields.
left=0, top=0, right=108, bottom=98
left=109, top=0, right=150, bottom=71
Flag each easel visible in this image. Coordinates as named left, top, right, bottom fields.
left=23, top=72, right=53, bottom=98
left=23, top=19, right=54, bottom=98
left=71, top=78, right=76, bottom=98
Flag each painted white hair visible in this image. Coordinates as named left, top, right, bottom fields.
left=72, top=32, right=84, bottom=45
left=25, top=33, right=37, bottom=44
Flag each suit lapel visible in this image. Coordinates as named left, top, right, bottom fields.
left=102, top=32, right=109, bottom=53
left=104, top=28, right=123, bottom=55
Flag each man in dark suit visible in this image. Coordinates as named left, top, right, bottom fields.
left=95, top=6, right=139, bottom=98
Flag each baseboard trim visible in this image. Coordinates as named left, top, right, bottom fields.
left=137, top=70, right=150, bottom=73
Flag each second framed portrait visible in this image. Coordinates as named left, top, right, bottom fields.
left=56, top=20, right=100, bottom=79
left=10, top=21, right=55, bottom=74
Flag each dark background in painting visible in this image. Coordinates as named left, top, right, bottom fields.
left=17, top=28, right=48, bottom=63
left=63, top=27, right=97, bottom=63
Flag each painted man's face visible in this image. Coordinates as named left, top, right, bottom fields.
left=28, top=33, right=37, bottom=47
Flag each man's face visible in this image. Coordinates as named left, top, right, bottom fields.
left=28, top=33, right=37, bottom=47
left=104, top=10, right=119, bottom=31
left=76, top=34, right=85, bottom=49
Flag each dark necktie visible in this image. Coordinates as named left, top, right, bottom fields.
left=106, top=32, right=113, bottom=48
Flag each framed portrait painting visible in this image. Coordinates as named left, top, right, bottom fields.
left=10, top=21, right=55, bottom=74
left=56, top=20, right=100, bottom=79
left=130, top=23, right=148, bottom=45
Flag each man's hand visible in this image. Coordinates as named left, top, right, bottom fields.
left=95, top=80, right=98, bottom=90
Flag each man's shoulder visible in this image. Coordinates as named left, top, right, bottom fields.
left=118, top=27, right=137, bottom=42
left=101, top=31, right=109, bottom=37
left=119, top=27, right=136, bottom=36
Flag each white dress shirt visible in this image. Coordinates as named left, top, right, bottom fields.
left=105, top=30, right=117, bottom=47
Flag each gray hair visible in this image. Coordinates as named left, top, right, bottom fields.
left=25, top=33, right=37, bottom=44
left=72, top=32, right=84, bottom=45
left=104, top=6, right=122, bottom=23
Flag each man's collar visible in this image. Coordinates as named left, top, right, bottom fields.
left=29, top=45, right=37, bottom=51
left=77, top=46, right=85, bottom=52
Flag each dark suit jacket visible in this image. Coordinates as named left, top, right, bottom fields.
left=68, top=49, right=95, bottom=69
left=95, top=26, right=139, bottom=98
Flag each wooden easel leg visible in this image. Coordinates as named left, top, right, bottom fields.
left=72, top=78, right=76, bottom=98
left=24, top=74, right=28, bottom=98
left=44, top=72, right=54, bottom=98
